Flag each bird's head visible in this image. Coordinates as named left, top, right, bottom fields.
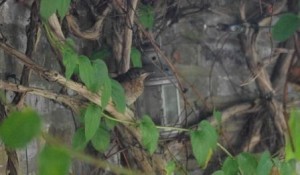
left=123, top=68, right=152, bottom=80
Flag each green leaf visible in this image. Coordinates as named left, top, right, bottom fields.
left=72, top=128, right=87, bottom=151
left=139, top=4, right=155, bottom=29
left=190, top=120, right=218, bottom=168
left=57, top=0, right=71, bottom=18
left=78, top=55, right=93, bottom=89
left=212, top=170, right=225, bottom=175
left=84, top=104, right=102, bottom=141
left=130, top=47, right=142, bottom=68
left=91, top=125, right=111, bottom=152
left=165, top=161, right=176, bottom=175
left=237, top=152, right=257, bottom=175
left=40, top=0, right=56, bottom=20
left=90, top=59, right=109, bottom=92
left=139, top=115, right=159, bottom=154
left=213, top=109, right=222, bottom=127
left=62, top=47, right=78, bottom=79
left=65, top=38, right=76, bottom=49
left=279, top=160, right=295, bottom=175
left=0, top=108, right=41, bottom=148
left=111, top=79, right=126, bottom=113
left=101, top=77, right=112, bottom=109
left=272, top=13, right=300, bottom=41
left=286, top=109, right=300, bottom=160
left=103, top=118, right=117, bottom=130
left=38, top=144, right=71, bottom=175
left=222, top=157, right=239, bottom=175
left=256, top=151, right=273, bottom=175
left=90, top=49, right=111, bottom=60
left=40, top=0, right=71, bottom=20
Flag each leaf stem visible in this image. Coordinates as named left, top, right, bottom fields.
left=217, top=143, right=233, bottom=157
left=102, top=112, right=136, bottom=125
left=156, top=126, right=190, bottom=132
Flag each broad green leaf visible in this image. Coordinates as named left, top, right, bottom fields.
left=101, top=77, right=112, bottom=109
left=90, top=59, right=109, bottom=92
left=0, top=108, right=41, bottom=148
left=40, top=0, right=56, bottom=20
left=139, top=115, right=159, bottom=154
left=57, top=0, right=71, bottom=18
left=190, top=120, right=218, bottom=167
left=84, top=104, right=102, bottom=141
left=139, top=4, right=154, bottom=29
left=256, top=151, right=273, bottom=175
left=237, top=152, right=257, bottom=175
left=91, top=125, right=110, bottom=152
left=199, top=121, right=218, bottom=148
left=212, top=170, right=225, bottom=175
left=279, top=161, right=295, bottom=175
left=90, top=49, right=111, bottom=60
left=165, top=161, right=176, bottom=175
left=272, top=158, right=295, bottom=175
left=286, top=109, right=300, bottom=160
left=62, top=47, right=78, bottom=79
left=111, top=79, right=126, bottom=113
left=130, top=47, right=142, bottom=68
left=38, top=144, right=71, bottom=175
left=190, top=130, right=211, bottom=168
left=40, top=0, right=71, bottom=20
left=78, top=55, right=93, bottom=89
left=72, top=128, right=87, bottom=151
left=222, top=157, right=239, bottom=175
left=272, top=13, right=300, bottom=41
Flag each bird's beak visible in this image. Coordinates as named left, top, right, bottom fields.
left=141, top=71, right=153, bottom=78
left=145, top=71, right=154, bottom=77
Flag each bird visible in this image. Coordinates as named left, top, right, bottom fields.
left=115, top=68, right=151, bottom=105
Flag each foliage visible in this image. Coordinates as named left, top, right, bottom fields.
left=38, top=144, right=71, bottom=175
left=256, top=151, right=273, bottom=175
left=0, top=108, right=41, bottom=148
left=236, top=152, right=257, bottom=175
left=272, top=13, right=300, bottom=42
left=91, top=59, right=109, bottom=93
left=165, top=161, right=176, bottom=175
left=3, top=0, right=300, bottom=173
left=111, top=79, right=126, bottom=113
left=91, top=123, right=111, bottom=152
left=90, top=48, right=111, bottom=61
left=221, top=157, right=239, bottom=175
left=40, top=0, right=71, bottom=20
left=190, top=120, right=218, bottom=168
left=72, top=128, right=87, bottom=151
left=285, top=109, right=300, bottom=160
left=61, top=46, right=78, bottom=79
left=139, top=115, right=159, bottom=154
left=78, top=55, right=94, bottom=90
left=213, top=151, right=297, bottom=175
left=138, top=4, right=155, bottom=29
left=84, top=104, right=102, bottom=141
left=130, top=47, right=142, bottom=68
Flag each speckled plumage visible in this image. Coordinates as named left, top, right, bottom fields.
left=115, top=68, right=151, bottom=105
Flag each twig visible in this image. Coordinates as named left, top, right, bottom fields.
left=121, top=0, right=138, bottom=73
left=0, top=80, right=82, bottom=113
left=66, top=5, right=111, bottom=40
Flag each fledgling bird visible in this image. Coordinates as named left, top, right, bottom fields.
left=115, top=68, right=151, bottom=105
